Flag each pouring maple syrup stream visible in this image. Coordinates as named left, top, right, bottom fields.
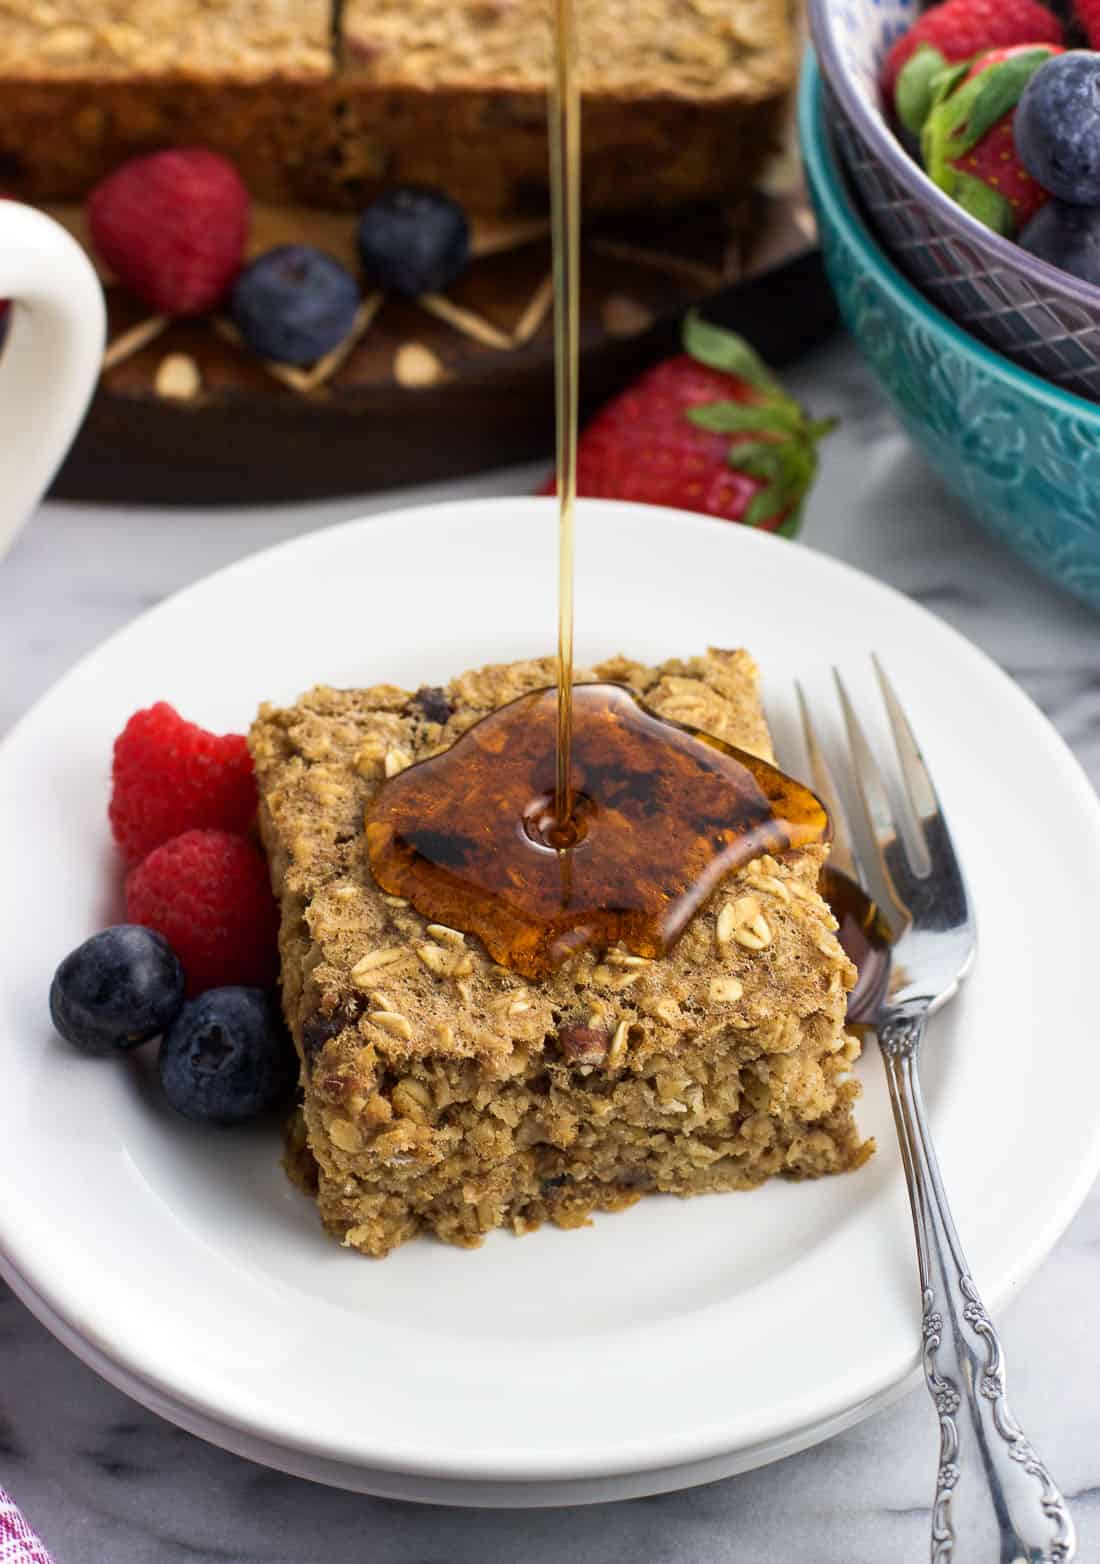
left=549, top=0, right=581, bottom=842
left=365, top=8, right=852, bottom=987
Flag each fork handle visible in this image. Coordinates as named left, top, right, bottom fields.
left=879, top=1010, right=1076, bottom=1563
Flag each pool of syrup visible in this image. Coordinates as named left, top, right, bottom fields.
left=365, top=683, right=828, bottom=979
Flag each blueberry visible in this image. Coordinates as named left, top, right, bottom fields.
left=50, top=925, right=184, bottom=1056
left=1020, top=200, right=1100, bottom=286
left=159, top=986, right=296, bottom=1125
left=1016, top=53, right=1100, bottom=206
left=357, top=187, right=470, bottom=297
left=230, top=245, right=359, bottom=366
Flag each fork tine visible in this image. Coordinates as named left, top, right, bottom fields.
left=794, top=681, right=860, bottom=884
left=873, top=655, right=938, bottom=826
left=832, top=668, right=901, bottom=863
left=873, top=658, right=970, bottom=909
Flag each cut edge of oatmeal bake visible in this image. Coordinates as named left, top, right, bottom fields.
left=0, top=0, right=793, bottom=213
left=250, top=648, right=874, bottom=1258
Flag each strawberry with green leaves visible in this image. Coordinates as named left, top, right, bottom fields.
left=884, top=0, right=1062, bottom=131
left=539, top=315, right=835, bottom=537
left=921, top=44, right=1062, bottom=235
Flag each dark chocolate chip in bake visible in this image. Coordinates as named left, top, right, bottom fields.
left=407, top=686, right=454, bottom=725
left=300, top=1012, right=346, bottom=1061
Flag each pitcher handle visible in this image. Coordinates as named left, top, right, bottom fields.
left=0, top=203, right=105, bottom=558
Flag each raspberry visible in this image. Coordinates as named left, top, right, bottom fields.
left=109, top=702, right=257, bottom=867
left=88, top=148, right=249, bottom=316
left=126, top=830, right=278, bottom=996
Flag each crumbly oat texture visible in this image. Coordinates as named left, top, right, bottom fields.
left=342, top=0, right=789, bottom=96
left=0, top=0, right=332, bottom=205
left=0, top=0, right=793, bottom=212
left=336, top=0, right=793, bottom=213
left=0, top=0, right=330, bottom=77
left=250, top=650, right=873, bottom=1259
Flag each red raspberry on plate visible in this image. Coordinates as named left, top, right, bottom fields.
left=126, top=829, right=278, bottom=996
left=109, top=702, right=257, bottom=867
left=88, top=148, right=249, bottom=316
left=883, top=0, right=1062, bottom=120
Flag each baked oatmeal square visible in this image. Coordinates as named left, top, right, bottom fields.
left=250, top=648, right=872, bottom=1257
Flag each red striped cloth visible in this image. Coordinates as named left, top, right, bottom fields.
left=0, top=1489, right=52, bottom=1564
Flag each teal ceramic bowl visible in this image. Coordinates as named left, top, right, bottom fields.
left=800, top=57, right=1100, bottom=611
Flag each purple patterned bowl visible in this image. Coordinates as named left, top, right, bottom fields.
left=807, top=0, right=1100, bottom=402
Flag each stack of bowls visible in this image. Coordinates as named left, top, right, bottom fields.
left=802, top=0, right=1100, bottom=609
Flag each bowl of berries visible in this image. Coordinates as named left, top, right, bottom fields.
left=808, top=0, right=1100, bottom=402
left=801, top=55, right=1100, bottom=609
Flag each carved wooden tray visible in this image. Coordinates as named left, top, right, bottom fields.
left=48, top=180, right=833, bottom=505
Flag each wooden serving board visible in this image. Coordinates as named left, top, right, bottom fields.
left=49, top=183, right=834, bottom=506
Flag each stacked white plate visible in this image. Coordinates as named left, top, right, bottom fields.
left=2, top=500, right=1098, bottom=1504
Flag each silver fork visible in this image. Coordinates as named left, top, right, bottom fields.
left=794, top=660, right=1076, bottom=1564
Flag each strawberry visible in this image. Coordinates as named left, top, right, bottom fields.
left=538, top=315, right=834, bottom=536
left=922, top=44, right=1061, bottom=234
left=884, top=0, right=1062, bottom=132
left=1077, top=0, right=1100, bottom=48
left=88, top=148, right=249, bottom=316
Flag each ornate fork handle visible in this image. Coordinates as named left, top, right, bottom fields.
left=879, top=1008, right=1076, bottom=1563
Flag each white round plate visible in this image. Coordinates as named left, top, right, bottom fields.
left=3, top=497, right=1100, bottom=1507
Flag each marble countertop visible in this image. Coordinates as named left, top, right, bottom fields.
left=1, top=337, right=1098, bottom=1563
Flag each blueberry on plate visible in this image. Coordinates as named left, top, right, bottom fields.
left=159, top=986, right=296, bottom=1125
left=50, top=925, right=185, bottom=1056
left=230, top=245, right=359, bottom=366
left=1020, top=200, right=1100, bottom=286
left=1016, top=52, right=1100, bottom=206
left=357, top=187, right=470, bottom=297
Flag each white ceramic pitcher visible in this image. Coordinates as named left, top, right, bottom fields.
left=0, top=201, right=106, bottom=557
